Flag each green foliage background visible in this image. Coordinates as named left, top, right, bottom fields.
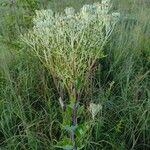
left=0, top=0, right=150, bottom=150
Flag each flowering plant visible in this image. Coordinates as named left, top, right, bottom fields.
left=22, top=1, right=119, bottom=149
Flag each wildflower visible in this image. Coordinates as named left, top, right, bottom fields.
left=101, top=0, right=111, bottom=14
left=22, top=2, right=119, bottom=104
left=89, top=103, right=102, bottom=120
left=65, top=7, right=75, bottom=17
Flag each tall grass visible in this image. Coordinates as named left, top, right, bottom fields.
left=0, top=0, right=150, bottom=150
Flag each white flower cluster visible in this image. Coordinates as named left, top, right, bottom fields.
left=89, top=103, right=102, bottom=120
left=32, top=0, right=119, bottom=35
left=23, top=1, right=119, bottom=90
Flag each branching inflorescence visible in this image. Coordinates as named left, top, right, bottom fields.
left=22, top=0, right=119, bottom=149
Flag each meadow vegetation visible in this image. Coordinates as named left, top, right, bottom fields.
left=0, top=0, right=150, bottom=150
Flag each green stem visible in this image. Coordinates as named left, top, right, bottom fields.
left=71, top=102, right=77, bottom=150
